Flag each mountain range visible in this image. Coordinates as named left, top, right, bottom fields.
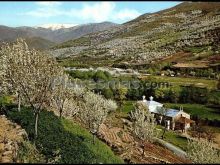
left=0, top=22, right=118, bottom=50
left=1, top=2, right=220, bottom=68
left=48, top=2, right=220, bottom=69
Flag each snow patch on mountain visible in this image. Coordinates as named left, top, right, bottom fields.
left=35, top=23, right=78, bottom=30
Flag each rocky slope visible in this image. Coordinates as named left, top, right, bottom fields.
left=0, top=115, right=28, bottom=163
left=50, top=2, right=220, bottom=67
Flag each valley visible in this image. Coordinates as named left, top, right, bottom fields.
left=0, top=1, right=220, bottom=164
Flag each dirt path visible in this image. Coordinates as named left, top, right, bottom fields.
left=155, top=138, right=187, bottom=158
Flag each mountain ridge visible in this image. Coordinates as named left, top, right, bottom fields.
left=0, top=22, right=119, bottom=47
left=50, top=2, right=220, bottom=69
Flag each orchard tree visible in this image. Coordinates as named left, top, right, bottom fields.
left=78, top=91, right=117, bottom=144
left=105, top=99, right=118, bottom=112
left=157, top=106, right=169, bottom=139
left=51, top=74, right=73, bottom=118
left=0, top=41, right=25, bottom=112
left=0, top=39, right=62, bottom=139
left=62, top=87, right=86, bottom=119
left=187, top=138, right=220, bottom=163
left=130, top=102, right=158, bottom=157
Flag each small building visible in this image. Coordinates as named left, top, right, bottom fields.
left=142, top=96, right=194, bottom=131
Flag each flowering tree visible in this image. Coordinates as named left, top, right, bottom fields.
left=0, top=39, right=62, bottom=139
left=78, top=91, right=117, bottom=144
left=0, top=41, right=25, bottom=111
left=51, top=74, right=73, bottom=118
left=130, top=102, right=158, bottom=157
left=187, top=138, right=220, bottom=163
left=157, top=106, right=169, bottom=139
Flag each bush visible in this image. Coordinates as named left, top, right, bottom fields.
left=101, top=88, right=114, bottom=99
left=17, top=141, right=45, bottom=163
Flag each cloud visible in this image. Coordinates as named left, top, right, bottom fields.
left=78, top=2, right=115, bottom=22
left=24, top=1, right=63, bottom=18
left=114, top=9, right=141, bottom=20
left=22, top=2, right=141, bottom=23
left=35, top=1, right=62, bottom=6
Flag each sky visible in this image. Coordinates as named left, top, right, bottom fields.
left=0, top=1, right=182, bottom=27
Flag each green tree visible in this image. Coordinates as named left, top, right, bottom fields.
left=154, top=88, right=165, bottom=101
left=104, top=71, right=112, bottom=80
left=169, top=87, right=180, bottom=103
left=102, top=88, right=114, bottom=99
left=217, top=79, right=220, bottom=90
left=94, top=70, right=108, bottom=82
left=114, top=86, right=128, bottom=108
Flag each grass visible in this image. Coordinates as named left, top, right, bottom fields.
left=121, top=101, right=135, bottom=114
left=143, top=75, right=218, bottom=90
left=6, top=107, right=124, bottom=164
left=118, top=100, right=136, bottom=118
left=58, top=55, right=116, bottom=68
left=164, top=103, right=220, bottom=120
left=53, top=36, right=91, bottom=49
left=121, top=101, right=220, bottom=121
left=157, top=125, right=188, bottom=151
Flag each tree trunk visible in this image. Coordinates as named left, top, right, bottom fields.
left=161, top=122, right=166, bottom=139
left=59, top=108, right=62, bottom=119
left=93, top=133, right=95, bottom=145
left=18, top=92, right=21, bottom=112
left=34, top=111, right=39, bottom=140
left=141, top=140, right=145, bottom=158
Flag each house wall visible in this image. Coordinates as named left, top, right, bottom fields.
left=149, top=105, right=163, bottom=113
left=174, top=111, right=190, bottom=120
left=174, top=112, right=191, bottom=130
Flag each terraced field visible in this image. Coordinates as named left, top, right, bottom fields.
left=98, top=123, right=191, bottom=163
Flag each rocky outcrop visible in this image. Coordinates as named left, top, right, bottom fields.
left=0, top=115, right=28, bottom=163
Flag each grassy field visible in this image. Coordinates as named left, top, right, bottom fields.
left=141, top=75, right=218, bottom=90
left=121, top=101, right=135, bottom=114
left=6, top=107, right=123, bottom=164
left=164, top=103, right=220, bottom=120
left=58, top=56, right=116, bottom=68
left=157, top=125, right=188, bottom=151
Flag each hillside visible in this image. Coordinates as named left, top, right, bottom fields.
left=24, top=37, right=56, bottom=50
left=0, top=115, right=44, bottom=163
left=4, top=107, right=123, bottom=164
left=0, top=37, right=56, bottom=51
left=50, top=2, right=220, bottom=68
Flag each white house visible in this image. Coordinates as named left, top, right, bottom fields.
left=142, top=96, right=194, bottom=131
